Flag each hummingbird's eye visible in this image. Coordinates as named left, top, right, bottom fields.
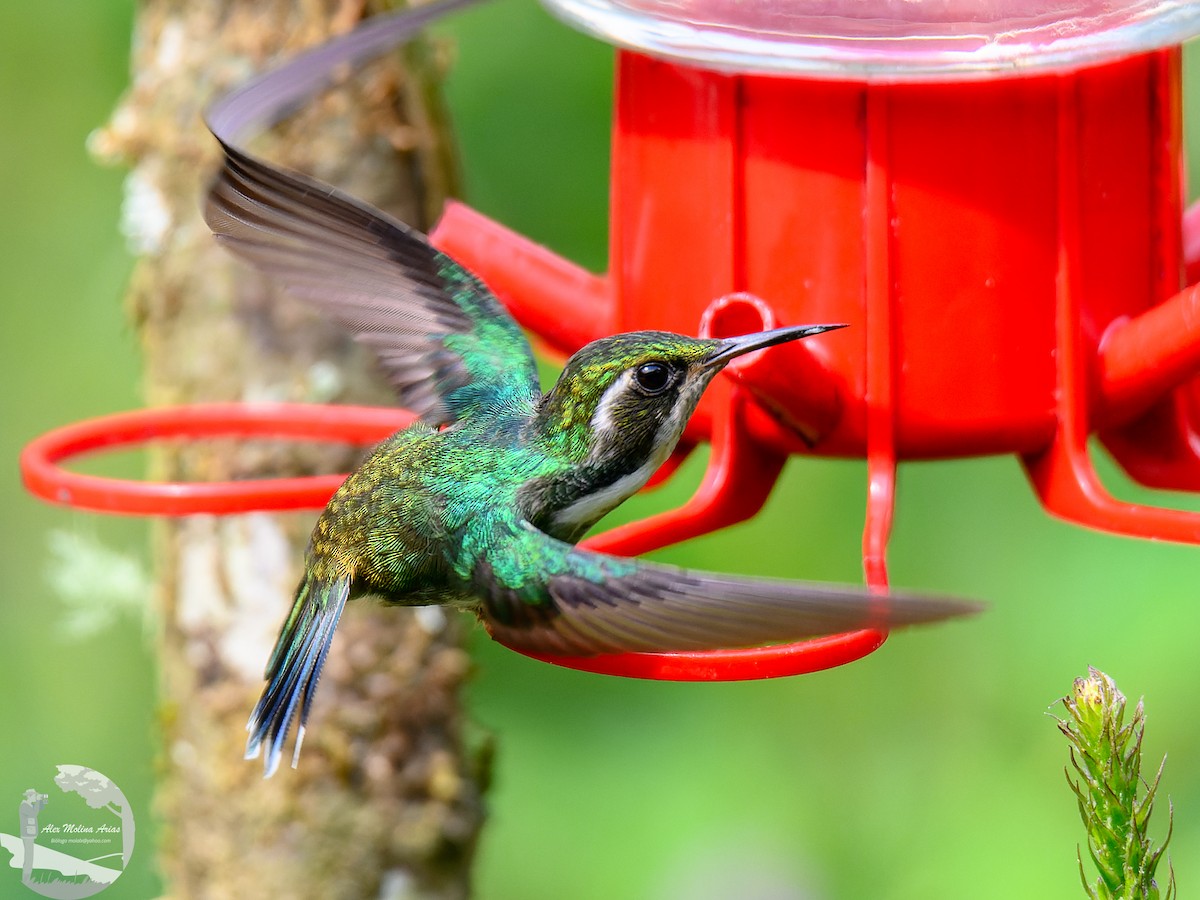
left=633, top=361, right=671, bottom=394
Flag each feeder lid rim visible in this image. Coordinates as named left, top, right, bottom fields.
left=540, top=0, right=1200, bottom=81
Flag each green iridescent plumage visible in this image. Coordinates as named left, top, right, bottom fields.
left=205, top=137, right=981, bottom=778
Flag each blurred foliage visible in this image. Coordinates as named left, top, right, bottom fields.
left=2, top=1, right=1199, bottom=898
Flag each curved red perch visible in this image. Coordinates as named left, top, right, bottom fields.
left=20, top=404, right=410, bottom=516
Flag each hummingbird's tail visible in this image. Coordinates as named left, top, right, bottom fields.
left=246, top=573, right=350, bottom=777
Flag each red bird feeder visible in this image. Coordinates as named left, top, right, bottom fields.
left=21, top=0, right=1200, bottom=680
left=430, top=0, right=1200, bottom=650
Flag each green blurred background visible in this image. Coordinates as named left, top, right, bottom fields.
left=3, top=1, right=1200, bottom=897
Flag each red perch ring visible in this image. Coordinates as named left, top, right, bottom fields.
left=19, top=403, right=411, bottom=516
left=20, top=402, right=884, bottom=680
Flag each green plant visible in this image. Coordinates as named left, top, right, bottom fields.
left=1057, top=667, right=1175, bottom=899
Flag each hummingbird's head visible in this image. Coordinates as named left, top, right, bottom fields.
left=536, top=323, right=845, bottom=468
left=529, top=322, right=844, bottom=538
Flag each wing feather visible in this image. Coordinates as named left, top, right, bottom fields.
left=204, top=138, right=541, bottom=425
left=480, top=526, right=980, bottom=656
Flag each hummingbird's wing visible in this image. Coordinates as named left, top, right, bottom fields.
left=478, top=525, right=981, bottom=656
left=204, top=139, right=541, bottom=426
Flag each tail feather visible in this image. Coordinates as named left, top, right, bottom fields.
left=246, top=574, right=350, bottom=777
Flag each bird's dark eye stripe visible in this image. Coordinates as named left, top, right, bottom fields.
left=634, top=362, right=671, bottom=393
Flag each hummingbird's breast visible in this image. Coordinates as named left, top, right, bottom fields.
left=545, top=451, right=665, bottom=539
left=521, top=416, right=678, bottom=543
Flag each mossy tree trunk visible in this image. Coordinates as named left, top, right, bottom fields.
left=91, top=1, right=485, bottom=896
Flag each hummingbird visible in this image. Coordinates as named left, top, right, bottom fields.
left=205, top=137, right=979, bottom=777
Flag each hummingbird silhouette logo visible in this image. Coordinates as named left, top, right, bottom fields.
left=204, top=138, right=980, bottom=777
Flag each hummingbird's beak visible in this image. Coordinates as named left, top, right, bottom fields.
left=702, top=323, right=847, bottom=369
